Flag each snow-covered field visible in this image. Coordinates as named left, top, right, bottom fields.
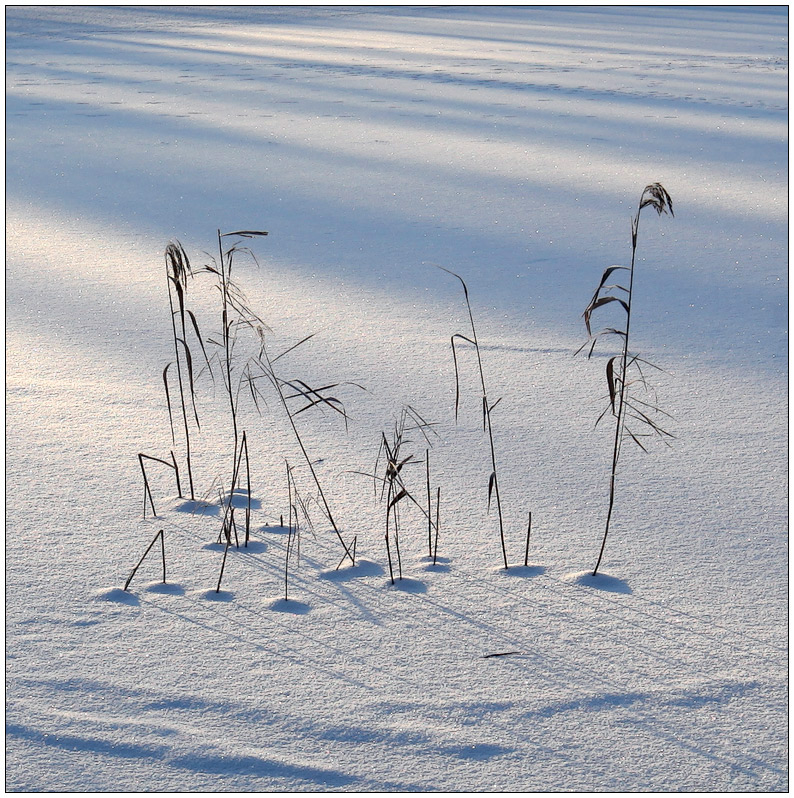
left=6, top=6, right=788, bottom=792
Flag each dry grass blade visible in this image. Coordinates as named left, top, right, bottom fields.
left=164, top=240, right=199, bottom=500
left=450, top=333, right=476, bottom=421
left=220, top=230, right=269, bottom=238
left=187, top=309, right=213, bottom=379
left=606, top=356, right=618, bottom=412
left=163, top=363, right=175, bottom=444
left=583, top=296, right=629, bottom=337
left=487, top=471, right=497, bottom=511
left=270, top=332, right=318, bottom=365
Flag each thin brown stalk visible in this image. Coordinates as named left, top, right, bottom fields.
left=439, top=266, right=509, bottom=569
left=124, top=529, right=165, bottom=591
left=584, top=183, right=674, bottom=576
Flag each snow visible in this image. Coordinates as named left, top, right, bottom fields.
left=5, top=5, right=787, bottom=792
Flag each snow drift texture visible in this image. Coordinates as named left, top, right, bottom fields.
left=6, top=6, right=787, bottom=792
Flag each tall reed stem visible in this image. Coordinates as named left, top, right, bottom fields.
left=589, top=183, right=674, bottom=575
left=442, top=267, right=509, bottom=569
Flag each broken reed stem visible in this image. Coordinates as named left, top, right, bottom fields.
left=170, top=450, right=182, bottom=498
left=385, top=527, right=395, bottom=585
left=523, top=511, right=532, bottom=567
left=426, top=449, right=432, bottom=557
left=285, top=461, right=294, bottom=600
left=285, top=507, right=295, bottom=601
left=231, top=505, right=239, bottom=548
left=139, top=455, right=156, bottom=518
left=286, top=461, right=293, bottom=537
left=433, top=486, right=441, bottom=565
left=216, top=539, right=230, bottom=593
left=394, top=503, right=403, bottom=580
left=138, top=452, right=184, bottom=519
left=124, top=529, right=165, bottom=591
left=335, top=536, right=356, bottom=571
left=217, top=430, right=248, bottom=548
left=243, top=435, right=251, bottom=545
left=595, top=222, right=640, bottom=577
left=384, top=496, right=400, bottom=584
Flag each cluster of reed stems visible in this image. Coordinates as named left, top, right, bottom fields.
left=366, top=406, right=438, bottom=584
left=127, top=182, right=675, bottom=593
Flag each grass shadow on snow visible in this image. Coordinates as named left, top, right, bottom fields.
left=496, top=564, right=546, bottom=578
left=420, top=555, right=451, bottom=572
left=318, top=559, right=385, bottom=582
left=241, top=539, right=267, bottom=553
left=95, top=587, right=139, bottom=605
left=174, top=499, right=219, bottom=516
left=568, top=570, right=632, bottom=594
left=169, top=751, right=354, bottom=788
left=144, top=582, right=185, bottom=595
left=447, top=742, right=513, bottom=760
left=222, top=488, right=262, bottom=510
left=268, top=598, right=311, bottom=614
left=261, top=523, right=290, bottom=534
left=199, top=589, right=235, bottom=602
left=390, top=577, right=427, bottom=593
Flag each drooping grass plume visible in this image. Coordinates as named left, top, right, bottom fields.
left=163, top=242, right=211, bottom=501
left=124, top=529, right=165, bottom=591
left=439, top=266, right=511, bottom=569
left=579, top=183, right=675, bottom=575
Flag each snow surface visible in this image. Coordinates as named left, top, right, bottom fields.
left=5, top=5, right=788, bottom=792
